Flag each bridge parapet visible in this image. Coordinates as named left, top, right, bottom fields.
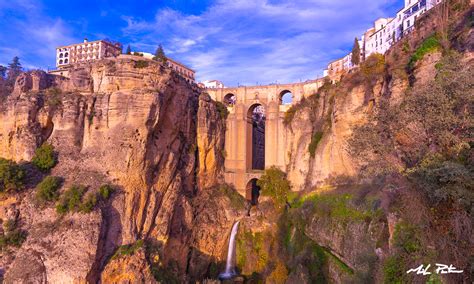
left=206, top=78, right=325, bottom=107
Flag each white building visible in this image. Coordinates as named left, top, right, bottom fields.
left=336, top=0, right=441, bottom=66
left=400, top=0, right=440, bottom=37
left=342, top=53, right=353, bottom=71
left=56, top=39, right=122, bottom=68
left=134, top=52, right=196, bottom=83
left=200, top=80, right=225, bottom=89
left=364, top=17, right=394, bottom=58
left=324, top=0, right=441, bottom=79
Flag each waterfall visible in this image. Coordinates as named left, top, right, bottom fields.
left=218, top=221, right=240, bottom=280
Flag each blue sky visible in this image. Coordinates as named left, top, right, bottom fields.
left=0, top=0, right=403, bottom=86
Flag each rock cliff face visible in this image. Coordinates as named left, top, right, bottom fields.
left=0, top=57, right=242, bottom=282
left=235, top=5, right=473, bottom=283
left=0, top=4, right=472, bottom=283
left=284, top=83, right=365, bottom=190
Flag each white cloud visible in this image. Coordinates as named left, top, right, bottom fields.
left=121, top=0, right=399, bottom=86
left=0, top=1, right=77, bottom=70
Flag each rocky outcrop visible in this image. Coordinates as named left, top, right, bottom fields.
left=0, top=57, right=232, bottom=282
left=101, top=247, right=157, bottom=284
left=4, top=205, right=102, bottom=283
left=285, top=82, right=368, bottom=190
left=197, top=94, right=226, bottom=189
left=305, top=214, right=386, bottom=283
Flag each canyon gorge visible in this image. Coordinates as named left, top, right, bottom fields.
left=0, top=2, right=473, bottom=284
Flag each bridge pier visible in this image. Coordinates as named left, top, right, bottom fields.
left=206, top=79, right=325, bottom=197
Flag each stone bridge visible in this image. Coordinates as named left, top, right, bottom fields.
left=206, top=78, right=325, bottom=200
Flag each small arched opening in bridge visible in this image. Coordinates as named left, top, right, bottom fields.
left=246, top=178, right=261, bottom=205
left=279, top=90, right=293, bottom=105
left=246, top=104, right=265, bottom=170
left=224, top=93, right=236, bottom=106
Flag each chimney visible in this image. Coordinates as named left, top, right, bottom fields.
left=84, top=38, right=88, bottom=43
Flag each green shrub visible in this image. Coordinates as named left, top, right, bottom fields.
left=349, top=52, right=472, bottom=181
left=45, top=87, right=63, bottom=108
left=134, top=60, right=149, bottom=68
left=257, top=167, right=291, bottom=210
left=36, top=176, right=62, bottom=203
left=88, top=110, right=96, bottom=125
left=2, top=229, right=27, bottom=247
left=383, top=255, right=406, bottom=284
left=407, top=160, right=473, bottom=211
left=277, top=210, right=327, bottom=283
left=32, top=143, right=56, bottom=172
left=407, top=35, right=441, bottom=70
left=151, top=265, right=180, bottom=284
left=393, top=221, right=421, bottom=254
left=218, top=184, right=246, bottom=210
left=80, top=192, right=97, bottom=213
left=3, top=219, right=16, bottom=232
left=56, top=183, right=114, bottom=214
left=283, top=105, right=298, bottom=126
left=0, top=219, right=27, bottom=250
left=308, top=131, right=323, bottom=158
left=214, top=101, right=229, bottom=120
left=402, top=41, right=410, bottom=53
left=45, top=87, right=62, bottom=97
left=99, top=184, right=113, bottom=200
left=56, top=184, right=86, bottom=214
left=113, top=240, right=144, bottom=259
left=303, top=192, right=381, bottom=224
left=360, top=53, right=385, bottom=79
left=282, top=93, right=321, bottom=127
left=0, top=158, right=25, bottom=193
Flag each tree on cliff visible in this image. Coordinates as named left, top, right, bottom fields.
left=257, top=166, right=292, bottom=210
left=7, top=56, right=22, bottom=83
left=125, top=45, right=131, bottom=54
left=0, top=65, right=6, bottom=79
left=154, top=44, right=167, bottom=64
left=351, top=37, right=361, bottom=66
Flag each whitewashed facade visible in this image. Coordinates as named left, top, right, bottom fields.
left=201, top=80, right=225, bottom=89
left=326, top=0, right=441, bottom=78
left=56, top=39, right=122, bottom=68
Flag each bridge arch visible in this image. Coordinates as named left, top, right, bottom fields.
left=204, top=77, right=326, bottom=196
left=246, top=178, right=261, bottom=205
left=246, top=103, right=265, bottom=171
left=223, top=93, right=236, bottom=106
left=279, top=90, right=293, bottom=105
